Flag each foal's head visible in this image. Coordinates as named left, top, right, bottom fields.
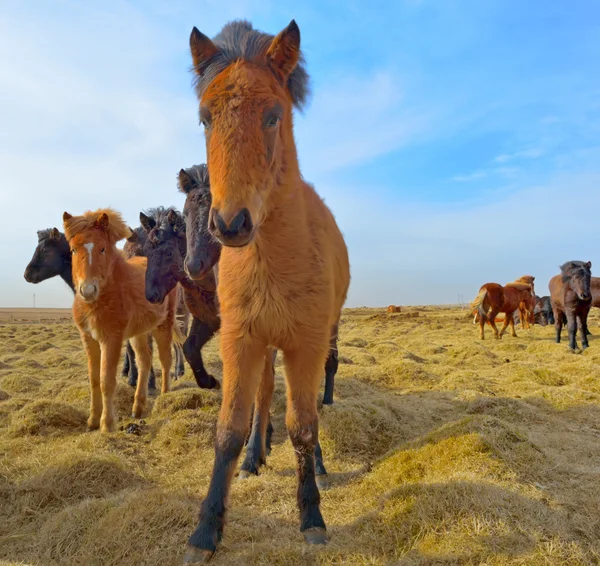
left=188, top=19, right=309, bottom=247
left=123, top=227, right=147, bottom=259
left=561, top=261, right=592, bottom=301
left=24, top=228, right=70, bottom=284
left=139, top=207, right=187, bottom=304
left=63, top=209, right=131, bottom=303
left=178, top=164, right=221, bottom=280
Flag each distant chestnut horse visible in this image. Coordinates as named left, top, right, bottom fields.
left=549, top=261, right=592, bottom=350
left=63, top=209, right=182, bottom=432
left=471, top=277, right=535, bottom=339
left=387, top=305, right=401, bottom=313
left=184, top=20, right=350, bottom=560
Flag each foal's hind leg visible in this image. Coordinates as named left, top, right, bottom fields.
left=488, top=309, right=501, bottom=338
left=148, top=335, right=156, bottom=391
left=130, top=333, right=152, bottom=419
left=240, top=347, right=276, bottom=478
left=553, top=306, right=564, bottom=344
left=186, top=335, right=265, bottom=561
left=122, top=341, right=132, bottom=378
left=322, top=323, right=339, bottom=405
left=282, top=343, right=329, bottom=544
left=153, top=324, right=174, bottom=394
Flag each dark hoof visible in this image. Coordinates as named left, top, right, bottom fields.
left=303, top=527, right=328, bottom=545
left=127, top=380, right=137, bottom=388
left=316, top=474, right=329, bottom=491
left=183, top=546, right=213, bottom=564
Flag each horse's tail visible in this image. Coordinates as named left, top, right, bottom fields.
left=172, top=321, right=186, bottom=347
left=471, top=288, right=489, bottom=319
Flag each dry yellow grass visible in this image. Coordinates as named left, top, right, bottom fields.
left=1, top=306, right=600, bottom=565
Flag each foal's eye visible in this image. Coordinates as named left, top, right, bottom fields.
left=101, top=248, right=105, bottom=254
left=266, top=115, right=280, bottom=128
left=71, top=249, right=76, bottom=255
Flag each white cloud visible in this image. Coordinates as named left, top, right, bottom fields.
left=323, top=170, right=600, bottom=306
left=295, top=70, right=434, bottom=176
left=494, top=147, right=544, bottom=163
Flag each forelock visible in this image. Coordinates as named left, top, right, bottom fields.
left=192, top=19, right=310, bottom=111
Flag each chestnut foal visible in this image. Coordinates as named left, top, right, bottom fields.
left=183, top=20, right=350, bottom=561
left=63, top=208, right=181, bottom=432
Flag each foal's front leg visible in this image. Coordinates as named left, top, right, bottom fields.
left=81, top=332, right=101, bottom=430
left=240, top=347, right=276, bottom=477
left=283, top=345, right=329, bottom=545
left=100, top=336, right=123, bottom=433
left=186, top=334, right=265, bottom=562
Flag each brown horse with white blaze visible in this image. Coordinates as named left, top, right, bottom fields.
left=63, top=209, right=181, bottom=433
left=184, top=20, right=350, bottom=562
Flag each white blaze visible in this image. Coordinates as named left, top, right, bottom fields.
left=84, top=243, right=94, bottom=266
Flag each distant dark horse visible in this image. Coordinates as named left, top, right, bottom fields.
left=533, top=296, right=555, bottom=326
left=138, top=204, right=221, bottom=390
left=550, top=261, right=592, bottom=350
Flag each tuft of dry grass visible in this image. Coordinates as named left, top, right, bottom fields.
left=1, top=310, right=600, bottom=565
left=9, top=399, right=87, bottom=436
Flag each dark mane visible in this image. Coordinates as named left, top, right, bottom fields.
left=144, top=206, right=186, bottom=232
left=560, top=261, right=591, bottom=282
left=178, top=164, right=210, bottom=193
left=37, top=228, right=65, bottom=243
left=192, top=19, right=310, bottom=111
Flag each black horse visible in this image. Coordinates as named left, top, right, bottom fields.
left=533, top=295, right=555, bottom=326
left=138, top=205, right=220, bottom=390
left=549, top=261, right=592, bottom=350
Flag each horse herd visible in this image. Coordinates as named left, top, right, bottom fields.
left=17, top=16, right=596, bottom=564
left=22, top=19, right=351, bottom=563
left=471, top=261, right=598, bottom=351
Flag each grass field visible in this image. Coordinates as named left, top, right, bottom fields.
left=1, top=306, right=600, bottom=565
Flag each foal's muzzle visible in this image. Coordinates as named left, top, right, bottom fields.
left=185, top=255, right=208, bottom=281
left=580, top=291, right=592, bottom=301
left=209, top=208, right=254, bottom=247
left=79, top=281, right=99, bottom=302
left=24, top=267, right=40, bottom=283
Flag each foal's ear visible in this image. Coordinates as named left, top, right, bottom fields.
left=178, top=169, right=197, bottom=194
left=140, top=212, right=155, bottom=232
left=95, top=213, right=109, bottom=232
left=586, top=261, right=592, bottom=270
left=266, top=20, right=301, bottom=80
left=50, top=228, right=61, bottom=240
left=189, top=27, right=219, bottom=75
left=167, top=209, right=178, bottom=226
left=126, top=229, right=138, bottom=243
left=62, top=212, right=72, bottom=223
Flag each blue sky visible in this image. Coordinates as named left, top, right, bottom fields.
left=1, top=0, right=599, bottom=308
